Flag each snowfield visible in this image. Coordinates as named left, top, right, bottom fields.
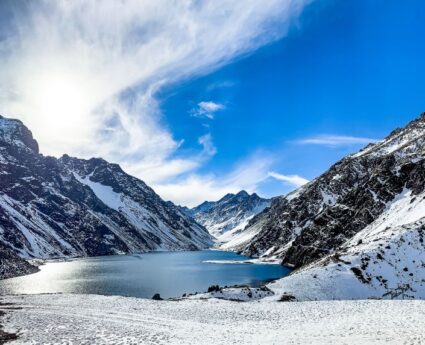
left=0, top=294, right=425, bottom=345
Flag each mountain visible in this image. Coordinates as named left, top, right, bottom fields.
left=267, top=208, right=425, bottom=300
left=0, top=115, right=213, bottom=269
left=190, top=191, right=271, bottom=244
left=216, top=112, right=425, bottom=299
left=231, top=113, right=425, bottom=266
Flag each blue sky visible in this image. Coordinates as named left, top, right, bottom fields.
left=158, top=0, right=425, bottom=202
left=1, top=1, right=425, bottom=206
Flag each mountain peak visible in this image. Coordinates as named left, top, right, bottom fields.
left=234, top=111, right=425, bottom=269
left=0, top=114, right=213, bottom=264
left=0, top=115, right=39, bottom=153
left=235, top=190, right=249, bottom=198
left=349, top=112, right=425, bottom=159
left=191, top=190, right=271, bottom=240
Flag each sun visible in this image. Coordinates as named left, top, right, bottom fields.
left=18, top=68, right=100, bottom=155
left=32, top=74, right=91, bottom=132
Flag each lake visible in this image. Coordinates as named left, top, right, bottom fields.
left=0, top=250, right=291, bottom=298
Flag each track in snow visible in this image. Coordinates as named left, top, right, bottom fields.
left=1, top=294, right=425, bottom=344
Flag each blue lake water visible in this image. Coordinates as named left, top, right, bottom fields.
left=0, top=251, right=291, bottom=298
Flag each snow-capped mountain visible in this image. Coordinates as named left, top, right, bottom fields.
left=190, top=191, right=271, bottom=243
left=0, top=115, right=213, bottom=265
left=268, top=202, right=425, bottom=300
left=230, top=112, right=425, bottom=273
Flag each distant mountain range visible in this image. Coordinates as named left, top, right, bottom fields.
left=0, top=115, right=213, bottom=277
left=188, top=191, right=271, bottom=245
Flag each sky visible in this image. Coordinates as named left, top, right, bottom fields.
left=0, top=1, right=425, bottom=206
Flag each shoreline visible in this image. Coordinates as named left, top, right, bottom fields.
left=0, top=250, right=288, bottom=301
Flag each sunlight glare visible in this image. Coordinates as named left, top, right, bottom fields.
left=36, top=76, right=89, bottom=127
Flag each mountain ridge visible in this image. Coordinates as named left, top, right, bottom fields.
left=232, top=113, right=425, bottom=266
left=0, top=114, right=213, bottom=278
left=190, top=190, right=271, bottom=244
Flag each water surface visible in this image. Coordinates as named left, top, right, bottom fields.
left=0, top=251, right=291, bottom=298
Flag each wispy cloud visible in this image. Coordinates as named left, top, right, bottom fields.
left=297, top=135, right=379, bottom=147
left=198, top=133, right=217, bottom=156
left=191, top=101, right=225, bottom=120
left=155, top=152, right=274, bottom=207
left=268, top=171, right=308, bottom=187
left=206, top=80, right=235, bottom=91
left=0, top=0, right=311, bottom=205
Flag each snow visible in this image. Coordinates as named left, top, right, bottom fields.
left=285, top=184, right=307, bottom=201
left=214, top=215, right=254, bottom=242
left=73, top=173, right=124, bottom=211
left=351, top=119, right=425, bottom=159
left=259, top=187, right=425, bottom=301
left=192, top=192, right=270, bottom=246
left=203, top=258, right=280, bottom=265
left=0, top=119, right=24, bottom=149
left=219, top=219, right=266, bottom=251
left=0, top=194, right=76, bottom=258
left=1, top=294, right=425, bottom=345
left=73, top=172, right=212, bottom=251
left=187, top=286, right=274, bottom=301
left=320, top=190, right=337, bottom=206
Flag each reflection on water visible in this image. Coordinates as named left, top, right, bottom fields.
left=0, top=250, right=291, bottom=298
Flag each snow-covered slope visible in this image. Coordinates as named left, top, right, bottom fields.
left=190, top=191, right=271, bottom=243
left=233, top=113, right=425, bottom=270
left=0, top=115, right=213, bottom=265
left=266, top=187, right=425, bottom=301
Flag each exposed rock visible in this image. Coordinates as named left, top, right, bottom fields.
left=0, top=115, right=213, bottom=268
left=235, top=113, right=425, bottom=269
left=0, top=243, right=38, bottom=280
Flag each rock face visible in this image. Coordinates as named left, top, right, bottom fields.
left=234, top=113, right=425, bottom=269
left=0, top=243, right=38, bottom=279
left=267, top=191, right=425, bottom=300
left=190, top=191, right=271, bottom=244
left=0, top=115, right=213, bottom=263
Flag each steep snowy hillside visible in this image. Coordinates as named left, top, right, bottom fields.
left=190, top=191, right=271, bottom=243
left=0, top=115, right=213, bottom=265
left=233, top=113, right=425, bottom=270
left=266, top=188, right=425, bottom=300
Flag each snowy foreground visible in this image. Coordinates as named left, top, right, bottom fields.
left=1, top=294, right=425, bottom=345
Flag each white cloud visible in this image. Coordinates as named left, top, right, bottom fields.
left=268, top=171, right=309, bottom=187
left=191, top=101, right=225, bottom=120
left=199, top=102, right=225, bottom=113
left=0, top=0, right=311, bottom=204
left=297, top=135, right=379, bottom=146
left=198, top=134, right=217, bottom=156
left=155, top=152, right=274, bottom=207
